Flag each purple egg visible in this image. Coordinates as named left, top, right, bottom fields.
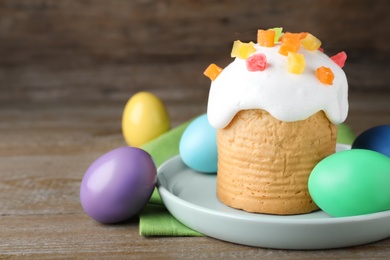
left=80, top=147, right=156, bottom=223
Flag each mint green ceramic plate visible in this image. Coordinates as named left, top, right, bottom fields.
left=157, top=144, right=390, bottom=249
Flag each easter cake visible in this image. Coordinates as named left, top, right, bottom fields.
left=204, top=28, right=349, bottom=215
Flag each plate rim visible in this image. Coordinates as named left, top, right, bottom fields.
left=156, top=144, right=390, bottom=249
left=157, top=155, right=390, bottom=225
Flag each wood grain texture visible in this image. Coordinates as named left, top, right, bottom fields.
left=0, top=92, right=389, bottom=258
left=0, top=0, right=389, bottom=103
left=0, top=0, right=390, bottom=258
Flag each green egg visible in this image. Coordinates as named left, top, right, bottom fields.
left=308, top=149, right=390, bottom=217
left=337, top=123, right=355, bottom=145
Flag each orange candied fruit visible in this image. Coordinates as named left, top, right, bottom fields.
left=257, top=29, right=275, bottom=47
left=278, top=32, right=301, bottom=56
left=301, top=33, right=322, bottom=51
left=203, top=63, right=223, bottom=81
left=299, top=32, right=309, bottom=40
left=316, top=66, right=334, bottom=85
left=231, top=40, right=256, bottom=59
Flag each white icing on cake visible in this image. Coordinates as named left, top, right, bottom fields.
left=207, top=43, right=349, bottom=129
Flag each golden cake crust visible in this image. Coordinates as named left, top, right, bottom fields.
left=217, top=109, right=337, bottom=215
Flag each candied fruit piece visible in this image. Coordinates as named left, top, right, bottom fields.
left=287, top=52, right=305, bottom=74
left=246, top=53, right=267, bottom=71
left=204, top=63, right=223, bottom=81
left=299, top=32, right=309, bottom=39
left=316, top=66, right=334, bottom=85
left=270, top=27, right=284, bottom=43
left=257, top=29, right=275, bottom=47
left=280, top=32, right=300, bottom=42
left=300, top=33, right=322, bottom=51
left=278, top=32, right=301, bottom=56
left=331, top=51, right=347, bottom=68
left=279, top=44, right=300, bottom=56
left=231, top=40, right=256, bottom=59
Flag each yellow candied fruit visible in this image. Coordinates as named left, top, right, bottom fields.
left=316, top=66, right=334, bottom=85
left=231, top=40, right=256, bottom=59
left=287, top=52, right=306, bottom=74
left=203, top=63, right=223, bottom=81
left=301, top=33, right=322, bottom=51
left=257, top=29, right=275, bottom=47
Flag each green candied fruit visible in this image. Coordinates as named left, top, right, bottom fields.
left=270, top=27, right=283, bottom=43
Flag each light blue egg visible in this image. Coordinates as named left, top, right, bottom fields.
left=179, top=114, right=217, bottom=173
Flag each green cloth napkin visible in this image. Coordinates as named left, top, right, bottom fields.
left=139, top=120, right=204, bottom=237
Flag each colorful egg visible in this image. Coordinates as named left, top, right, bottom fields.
left=122, top=92, right=170, bottom=147
left=309, top=149, right=390, bottom=217
left=80, top=147, right=157, bottom=223
left=179, top=114, right=217, bottom=173
left=352, top=125, right=390, bottom=157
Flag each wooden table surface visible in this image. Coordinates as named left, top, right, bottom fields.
left=0, top=92, right=389, bottom=259
left=1, top=0, right=390, bottom=258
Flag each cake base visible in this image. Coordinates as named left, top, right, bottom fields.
left=217, top=109, right=337, bottom=215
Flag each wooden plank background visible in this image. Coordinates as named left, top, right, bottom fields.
left=1, top=1, right=390, bottom=257
left=1, top=0, right=389, bottom=104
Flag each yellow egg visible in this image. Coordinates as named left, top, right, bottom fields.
left=122, top=92, right=170, bottom=147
